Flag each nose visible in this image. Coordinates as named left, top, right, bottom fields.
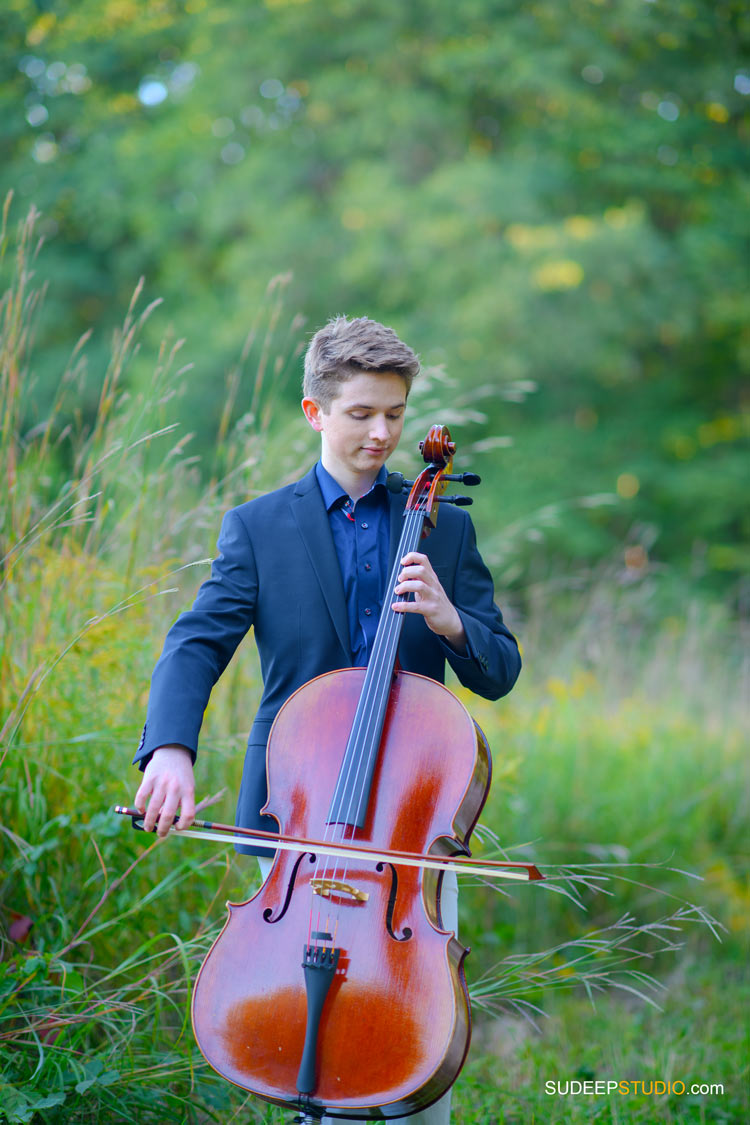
left=369, top=414, right=390, bottom=442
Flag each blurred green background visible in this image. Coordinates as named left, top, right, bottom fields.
left=1, top=2, right=748, bottom=1122
left=2, top=0, right=748, bottom=597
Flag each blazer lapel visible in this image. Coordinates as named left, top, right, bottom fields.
left=291, top=468, right=351, bottom=660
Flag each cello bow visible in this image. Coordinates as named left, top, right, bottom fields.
left=114, top=806, right=543, bottom=882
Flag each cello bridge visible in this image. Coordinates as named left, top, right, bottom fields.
left=310, top=877, right=369, bottom=903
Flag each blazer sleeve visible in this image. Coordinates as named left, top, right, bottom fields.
left=439, top=514, right=521, bottom=701
left=133, top=508, right=258, bottom=768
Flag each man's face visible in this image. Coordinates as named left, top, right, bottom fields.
left=303, top=371, right=407, bottom=483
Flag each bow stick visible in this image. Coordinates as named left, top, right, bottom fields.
left=114, top=806, right=542, bottom=882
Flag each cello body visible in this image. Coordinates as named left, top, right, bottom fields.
left=191, top=425, right=495, bottom=1119
left=192, top=666, right=491, bottom=1118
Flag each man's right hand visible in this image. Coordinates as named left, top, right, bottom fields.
left=134, top=745, right=196, bottom=838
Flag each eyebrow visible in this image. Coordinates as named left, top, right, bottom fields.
left=345, top=401, right=406, bottom=411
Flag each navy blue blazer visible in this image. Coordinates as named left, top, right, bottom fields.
left=134, top=465, right=521, bottom=845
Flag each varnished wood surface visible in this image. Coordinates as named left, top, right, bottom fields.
left=192, top=668, right=490, bottom=1118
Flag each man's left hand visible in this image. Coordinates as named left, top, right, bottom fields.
left=393, top=551, right=467, bottom=651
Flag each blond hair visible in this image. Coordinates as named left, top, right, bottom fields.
left=303, top=316, right=420, bottom=410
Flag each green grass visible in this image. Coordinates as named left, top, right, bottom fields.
left=1, top=201, right=747, bottom=1123
left=457, top=959, right=748, bottom=1123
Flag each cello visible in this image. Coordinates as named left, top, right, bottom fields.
left=188, top=425, right=504, bottom=1121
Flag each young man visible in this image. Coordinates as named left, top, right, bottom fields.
left=133, top=316, right=520, bottom=1123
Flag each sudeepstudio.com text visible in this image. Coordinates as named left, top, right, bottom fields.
left=545, top=1080, right=724, bottom=1097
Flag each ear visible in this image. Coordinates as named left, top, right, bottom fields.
left=301, top=397, right=325, bottom=432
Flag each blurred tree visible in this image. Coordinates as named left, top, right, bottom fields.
left=1, top=0, right=748, bottom=592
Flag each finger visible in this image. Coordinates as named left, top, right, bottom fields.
left=397, top=573, right=427, bottom=590
left=176, top=790, right=196, bottom=831
left=154, top=777, right=188, bottom=837
left=156, top=795, right=180, bottom=837
left=400, top=551, right=427, bottom=565
left=398, top=561, right=428, bottom=576
left=142, top=786, right=166, bottom=834
left=400, top=557, right=436, bottom=579
left=392, top=599, right=428, bottom=614
left=396, top=581, right=445, bottom=605
left=396, top=569, right=436, bottom=585
left=134, top=777, right=153, bottom=814
left=394, top=579, right=428, bottom=594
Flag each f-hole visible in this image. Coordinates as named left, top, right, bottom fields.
left=263, top=852, right=316, bottom=924
left=376, top=862, right=412, bottom=942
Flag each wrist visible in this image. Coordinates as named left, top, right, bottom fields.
left=151, top=744, right=194, bottom=767
left=440, top=610, right=467, bottom=651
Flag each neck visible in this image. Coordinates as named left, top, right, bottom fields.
left=320, top=456, right=379, bottom=501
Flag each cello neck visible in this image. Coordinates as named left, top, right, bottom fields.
left=325, top=502, right=424, bottom=828
left=368, top=502, right=425, bottom=678
left=326, top=425, right=457, bottom=830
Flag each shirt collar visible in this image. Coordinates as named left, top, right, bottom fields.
left=315, top=461, right=388, bottom=512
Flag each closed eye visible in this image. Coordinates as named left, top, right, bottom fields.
left=348, top=411, right=403, bottom=420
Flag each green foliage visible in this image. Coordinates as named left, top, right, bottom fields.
left=459, top=962, right=749, bottom=1122
left=1, top=215, right=746, bottom=1122
left=0, top=0, right=747, bottom=592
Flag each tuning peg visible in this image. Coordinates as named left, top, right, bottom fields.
left=441, top=472, right=481, bottom=486
left=385, top=472, right=414, bottom=494
left=436, top=495, right=473, bottom=506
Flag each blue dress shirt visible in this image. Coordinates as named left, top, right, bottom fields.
left=315, top=462, right=390, bottom=666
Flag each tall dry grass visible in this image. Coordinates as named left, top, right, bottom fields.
left=1, top=199, right=746, bottom=1123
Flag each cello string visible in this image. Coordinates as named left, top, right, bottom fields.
left=307, top=480, right=432, bottom=946
left=340, top=505, right=424, bottom=836
left=307, top=507, right=418, bottom=925
left=326, top=505, right=428, bottom=929
left=326, top=503, right=426, bottom=900
left=322, top=505, right=421, bottom=857
left=315, top=501, right=422, bottom=860
left=307, top=504, right=423, bottom=936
